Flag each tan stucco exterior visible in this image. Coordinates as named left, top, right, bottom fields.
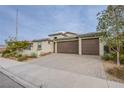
left=65, top=33, right=77, bottom=37
left=99, top=39, right=105, bottom=56
left=23, top=32, right=104, bottom=57
left=78, top=38, right=82, bottom=55
left=49, top=33, right=77, bottom=40
left=54, top=41, right=57, bottom=53
left=49, top=35, right=65, bottom=40
left=23, top=41, right=53, bottom=57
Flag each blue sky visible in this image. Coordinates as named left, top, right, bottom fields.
left=0, top=5, right=106, bottom=45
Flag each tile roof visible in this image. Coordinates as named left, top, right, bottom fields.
left=78, top=32, right=101, bottom=38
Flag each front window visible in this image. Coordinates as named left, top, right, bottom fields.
left=37, top=43, right=42, bottom=50
left=54, top=37, right=57, bottom=39
left=48, top=41, right=50, bottom=44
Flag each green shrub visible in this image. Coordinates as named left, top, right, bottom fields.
left=120, top=54, right=124, bottom=64
left=15, top=54, right=22, bottom=58
left=2, top=50, right=10, bottom=57
left=17, top=56, right=27, bottom=61
left=102, top=52, right=117, bottom=61
left=3, top=53, right=11, bottom=58
left=2, top=49, right=17, bottom=57
left=9, top=52, right=17, bottom=57
left=30, top=52, right=37, bottom=58
left=120, top=46, right=124, bottom=54
left=109, top=52, right=116, bottom=61
left=102, top=53, right=111, bottom=61
left=0, top=53, right=2, bottom=57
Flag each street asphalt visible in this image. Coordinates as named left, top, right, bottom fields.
left=0, top=71, right=23, bottom=88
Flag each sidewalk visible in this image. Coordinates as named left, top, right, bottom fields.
left=0, top=58, right=124, bottom=88
left=0, top=71, right=23, bottom=88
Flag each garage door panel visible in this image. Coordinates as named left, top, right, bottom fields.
left=57, top=40, right=78, bottom=54
left=82, top=38, right=99, bottom=55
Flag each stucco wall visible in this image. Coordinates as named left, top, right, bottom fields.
left=22, top=50, right=37, bottom=56
left=78, top=38, right=82, bottom=55
left=40, top=41, right=53, bottom=53
left=65, top=33, right=77, bottom=37
left=24, top=41, right=53, bottom=57
left=49, top=34, right=77, bottom=40
left=99, top=39, right=104, bottom=56
left=49, top=35, right=65, bottom=40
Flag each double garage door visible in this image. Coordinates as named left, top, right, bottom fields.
left=57, top=38, right=99, bottom=55
left=81, top=38, right=99, bottom=55
left=57, top=40, right=78, bottom=54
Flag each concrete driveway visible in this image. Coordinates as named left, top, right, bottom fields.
left=28, top=54, right=106, bottom=79
left=0, top=54, right=124, bottom=88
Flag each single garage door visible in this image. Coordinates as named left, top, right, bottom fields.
left=57, top=40, right=78, bottom=54
left=82, top=38, right=99, bottom=55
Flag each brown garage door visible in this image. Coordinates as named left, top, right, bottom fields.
left=57, top=40, right=78, bottom=54
left=82, top=38, right=99, bottom=55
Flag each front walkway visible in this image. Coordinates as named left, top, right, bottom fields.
left=0, top=54, right=124, bottom=88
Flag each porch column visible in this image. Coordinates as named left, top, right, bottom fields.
left=78, top=38, right=82, bottom=55
left=99, top=38, right=104, bottom=56
left=55, top=42, right=57, bottom=53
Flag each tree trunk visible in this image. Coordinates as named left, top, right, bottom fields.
left=109, top=46, right=111, bottom=53
left=117, top=51, right=120, bottom=66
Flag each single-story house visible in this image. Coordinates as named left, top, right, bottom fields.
left=23, top=32, right=104, bottom=57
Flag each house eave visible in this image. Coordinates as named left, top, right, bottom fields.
left=32, top=38, right=53, bottom=42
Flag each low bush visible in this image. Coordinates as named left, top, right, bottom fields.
left=120, top=54, right=124, bottom=64
left=15, top=54, right=22, bottom=58
left=2, top=49, right=17, bottom=58
left=2, top=49, right=10, bottom=57
left=0, top=53, right=2, bottom=57
left=110, top=52, right=116, bottom=61
left=102, top=52, right=124, bottom=64
left=2, top=53, right=10, bottom=58
left=30, top=52, right=37, bottom=58
left=17, top=56, right=27, bottom=61
left=102, top=51, right=116, bottom=61
left=9, top=52, right=17, bottom=57
left=102, top=53, right=113, bottom=61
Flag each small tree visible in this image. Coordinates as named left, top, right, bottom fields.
left=97, top=5, right=124, bottom=66
left=2, top=37, right=30, bottom=57
left=6, top=40, right=30, bottom=52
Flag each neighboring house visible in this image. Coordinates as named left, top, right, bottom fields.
left=24, top=31, right=104, bottom=57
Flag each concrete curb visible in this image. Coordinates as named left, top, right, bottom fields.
left=0, top=66, right=37, bottom=88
